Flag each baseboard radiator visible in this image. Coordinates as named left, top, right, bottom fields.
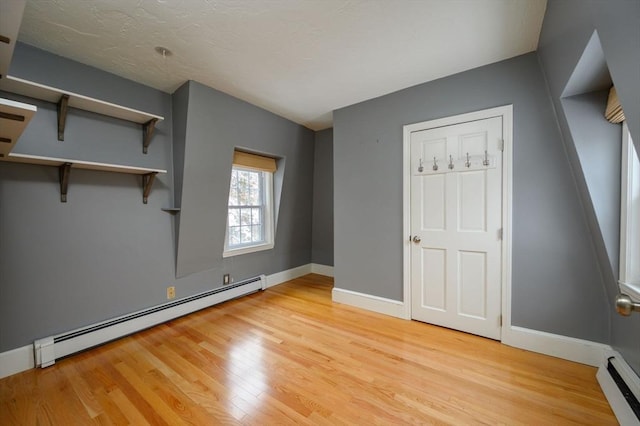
left=597, top=355, right=640, bottom=425
left=33, top=275, right=266, bottom=368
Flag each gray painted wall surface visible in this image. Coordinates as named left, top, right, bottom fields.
left=538, top=0, right=640, bottom=372
left=562, top=90, right=621, bottom=280
left=312, top=128, right=334, bottom=266
left=0, top=45, right=176, bottom=352
left=173, top=80, right=315, bottom=279
left=10, top=43, right=166, bottom=118
left=333, top=52, right=609, bottom=342
left=171, top=82, right=189, bottom=247
left=0, top=47, right=315, bottom=352
left=537, top=1, right=640, bottom=148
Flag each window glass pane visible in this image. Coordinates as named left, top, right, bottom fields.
left=229, top=227, right=240, bottom=245
left=229, top=186, right=238, bottom=206
left=228, top=208, right=239, bottom=226
left=252, top=225, right=262, bottom=242
left=249, top=172, right=260, bottom=205
left=240, top=225, right=251, bottom=243
left=240, top=208, right=251, bottom=226
left=251, top=208, right=262, bottom=225
left=237, top=171, right=248, bottom=205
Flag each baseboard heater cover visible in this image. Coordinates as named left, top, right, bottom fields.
left=34, top=275, right=266, bottom=368
left=597, top=355, right=640, bottom=425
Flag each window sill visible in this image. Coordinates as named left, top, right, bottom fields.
left=223, top=242, right=274, bottom=258
left=619, top=281, right=640, bottom=303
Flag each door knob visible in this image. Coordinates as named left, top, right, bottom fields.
left=412, top=236, right=421, bottom=243
left=616, top=294, right=640, bottom=316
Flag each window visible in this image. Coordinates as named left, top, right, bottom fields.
left=223, top=151, right=276, bottom=257
left=619, top=122, right=640, bottom=300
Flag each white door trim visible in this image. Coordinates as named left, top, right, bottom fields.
left=402, top=105, right=513, bottom=341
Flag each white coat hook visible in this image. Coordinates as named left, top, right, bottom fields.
left=465, top=152, right=471, bottom=168
left=448, top=155, right=454, bottom=170
left=483, top=150, right=490, bottom=166
left=418, top=158, right=424, bottom=173
left=432, top=156, right=438, bottom=171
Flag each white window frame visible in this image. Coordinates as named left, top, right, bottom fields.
left=223, top=166, right=275, bottom=258
left=619, top=121, right=640, bottom=301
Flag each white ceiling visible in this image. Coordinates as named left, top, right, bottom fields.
left=17, top=0, right=547, bottom=130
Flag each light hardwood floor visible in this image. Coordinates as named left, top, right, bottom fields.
left=1, top=274, right=616, bottom=425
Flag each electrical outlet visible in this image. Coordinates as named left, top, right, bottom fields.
left=167, top=286, right=176, bottom=299
left=223, top=274, right=230, bottom=285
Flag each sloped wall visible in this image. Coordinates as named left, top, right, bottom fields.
left=537, top=0, right=640, bottom=372
left=173, top=81, right=315, bottom=279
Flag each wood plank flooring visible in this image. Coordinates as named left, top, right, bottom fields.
left=1, top=274, right=616, bottom=424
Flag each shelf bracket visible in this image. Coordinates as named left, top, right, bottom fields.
left=142, top=172, right=157, bottom=204
left=59, top=163, right=71, bottom=203
left=142, top=118, right=158, bottom=154
left=57, top=94, right=70, bottom=141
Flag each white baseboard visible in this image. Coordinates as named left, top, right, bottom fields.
left=264, top=264, right=312, bottom=288
left=332, top=287, right=405, bottom=319
left=0, top=344, right=34, bottom=379
left=502, top=325, right=611, bottom=367
left=597, top=351, right=640, bottom=425
left=311, top=263, right=334, bottom=277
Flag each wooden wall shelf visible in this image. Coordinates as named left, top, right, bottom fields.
left=0, top=75, right=164, bottom=153
left=0, top=98, right=37, bottom=158
left=6, top=153, right=167, bottom=203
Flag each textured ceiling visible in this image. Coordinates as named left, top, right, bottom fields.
left=17, top=0, right=547, bottom=130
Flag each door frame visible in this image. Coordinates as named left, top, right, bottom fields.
left=402, top=105, right=513, bottom=341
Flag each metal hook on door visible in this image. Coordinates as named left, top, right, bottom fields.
left=432, top=157, right=438, bottom=171
left=465, top=152, right=471, bottom=168
left=418, top=158, right=424, bottom=173
left=448, top=155, right=454, bottom=170
left=483, top=150, right=490, bottom=166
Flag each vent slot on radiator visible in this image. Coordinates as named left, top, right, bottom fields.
left=34, top=275, right=266, bottom=368
left=608, top=357, right=640, bottom=419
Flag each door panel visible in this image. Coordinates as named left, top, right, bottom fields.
left=422, top=248, right=447, bottom=311
left=410, top=116, right=502, bottom=340
left=421, top=175, right=446, bottom=230
left=458, top=171, right=486, bottom=232
left=458, top=250, right=487, bottom=318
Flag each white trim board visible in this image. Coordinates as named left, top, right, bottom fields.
left=402, top=105, right=514, bottom=335
left=502, top=325, right=610, bottom=367
left=311, top=263, right=334, bottom=277
left=265, top=264, right=312, bottom=288
left=0, top=344, right=34, bottom=379
left=332, top=287, right=405, bottom=319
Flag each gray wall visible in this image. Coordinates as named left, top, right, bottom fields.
left=561, top=90, right=621, bottom=281
left=173, top=80, right=315, bottom=278
left=0, top=44, right=315, bottom=352
left=333, top=52, right=609, bottom=342
left=538, top=0, right=640, bottom=372
left=311, top=128, right=334, bottom=266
